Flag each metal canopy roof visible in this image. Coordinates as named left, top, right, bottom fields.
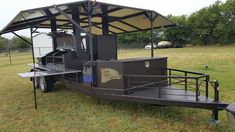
left=0, top=0, right=176, bottom=35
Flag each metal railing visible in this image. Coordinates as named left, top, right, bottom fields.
left=124, top=68, right=219, bottom=102
left=168, top=68, right=209, bottom=101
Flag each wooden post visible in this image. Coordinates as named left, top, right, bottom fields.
left=6, top=40, right=12, bottom=65
left=8, top=48, right=11, bottom=65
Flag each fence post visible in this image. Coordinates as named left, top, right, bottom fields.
left=8, top=48, right=12, bottom=65
left=6, top=40, right=12, bottom=65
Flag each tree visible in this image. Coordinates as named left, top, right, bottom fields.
left=163, top=15, right=192, bottom=45
left=217, top=0, right=235, bottom=44
left=119, top=0, right=235, bottom=47
left=163, top=0, right=235, bottom=45
left=11, top=36, right=31, bottom=49
left=118, top=31, right=152, bottom=48
left=0, top=36, right=7, bottom=50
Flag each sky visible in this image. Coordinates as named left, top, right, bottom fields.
left=0, top=0, right=227, bottom=38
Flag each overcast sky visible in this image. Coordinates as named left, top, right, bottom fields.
left=0, top=0, right=226, bottom=38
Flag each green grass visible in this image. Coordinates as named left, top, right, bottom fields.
left=1, top=46, right=235, bottom=131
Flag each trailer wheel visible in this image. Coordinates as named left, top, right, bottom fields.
left=39, top=76, right=54, bottom=93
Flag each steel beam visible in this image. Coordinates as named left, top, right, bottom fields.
left=30, top=27, right=37, bottom=110
left=72, top=6, right=82, bottom=56
left=50, top=18, right=57, bottom=51
left=102, top=5, right=109, bottom=35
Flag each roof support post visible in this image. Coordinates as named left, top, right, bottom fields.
left=102, top=5, right=109, bottom=35
left=150, top=11, right=154, bottom=57
left=72, top=6, right=82, bottom=56
left=50, top=18, right=57, bottom=51
left=88, top=0, right=94, bottom=86
left=145, top=11, right=158, bottom=58
left=11, top=17, right=37, bottom=108
left=30, top=27, right=37, bottom=110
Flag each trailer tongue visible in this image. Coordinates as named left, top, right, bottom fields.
left=0, top=0, right=234, bottom=125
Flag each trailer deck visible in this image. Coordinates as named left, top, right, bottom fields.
left=129, top=86, right=227, bottom=109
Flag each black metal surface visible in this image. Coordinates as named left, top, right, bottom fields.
left=150, top=11, right=154, bottom=57
left=96, top=57, right=167, bottom=92
left=196, top=79, right=199, bottom=101
left=68, top=83, right=228, bottom=110
left=214, top=80, right=219, bottom=102
left=101, top=5, right=109, bottom=35
left=50, top=18, right=57, bottom=51
left=58, top=77, right=228, bottom=111
left=87, top=0, right=94, bottom=86
left=93, top=35, right=117, bottom=60
left=130, top=86, right=208, bottom=101
left=30, top=27, right=37, bottom=110
left=72, top=5, right=82, bottom=56
left=125, top=68, right=212, bottom=102
left=45, top=49, right=84, bottom=70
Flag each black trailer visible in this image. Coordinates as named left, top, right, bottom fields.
left=0, top=0, right=234, bottom=125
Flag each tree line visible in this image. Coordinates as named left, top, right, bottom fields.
left=0, top=36, right=31, bottom=51
left=118, top=0, right=235, bottom=48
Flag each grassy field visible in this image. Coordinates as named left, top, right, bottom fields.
left=0, top=46, right=235, bottom=131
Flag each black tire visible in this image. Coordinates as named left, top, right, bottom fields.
left=39, top=76, right=54, bottom=93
